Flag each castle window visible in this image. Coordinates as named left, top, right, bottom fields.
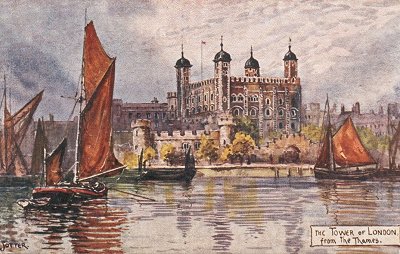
left=146, top=113, right=151, bottom=119
left=265, top=109, right=271, bottom=117
left=250, top=108, right=257, bottom=116
left=194, top=142, right=201, bottom=150
left=204, top=105, right=208, bottom=111
left=233, top=108, right=241, bottom=116
left=154, top=113, right=159, bottom=119
left=183, top=143, right=190, bottom=150
left=223, top=63, right=228, bottom=67
left=279, top=122, right=284, bottom=129
left=211, top=94, right=214, bottom=101
left=278, top=109, right=284, bottom=117
left=278, top=98, right=283, bottom=105
left=266, top=98, right=271, bottom=105
left=231, top=94, right=237, bottom=102
left=291, top=109, right=297, bottom=117
left=204, top=94, right=207, bottom=101
left=238, top=94, right=244, bottom=101
left=210, top=105, right=215, bottom=111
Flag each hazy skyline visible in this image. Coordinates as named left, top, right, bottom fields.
left=1, top=0, right=400, bottom=119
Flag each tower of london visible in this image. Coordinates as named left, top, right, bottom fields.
left=172, top=37, right=301, bottom=140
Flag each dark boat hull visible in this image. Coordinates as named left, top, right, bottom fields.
left=0, top=175, right=39, bottom=187
left=141, top=167, right=196, bottom=181
left=314, top=165, right=377, bottom=180
left=31, top=183, right=107, bottom=204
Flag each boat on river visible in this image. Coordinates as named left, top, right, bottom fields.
left=0, top=78, right=43, bottom=187
left=139, top=148, right=196, bottom=182
left=18, top=20, right=124, bottom=207
left=314, top=97, right=378, bottom=180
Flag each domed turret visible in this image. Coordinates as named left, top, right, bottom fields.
left=283, top=38, right=298, bottom=78
left=175, top=45, right=192, bottom=68
left=244, top=46, right=259, bottom=68
left=213, top=36, right=231, bottom=63
left=244, top=46, right=260, bottom=77
left=283, top=39, right=297, bottom=61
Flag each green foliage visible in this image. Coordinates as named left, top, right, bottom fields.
left=144, top=146, right=156, bottom=161
left=221, top=132, right=256, bottom=164
left=233, top=116, right=260, bottom=144
left=160, top=143, right=176, bottom=165
left=301, top=124, right=323, bottom=142
left=220, top=144, right=233, bottom=162
left=122, top=151, right=138, bottom=169
left=196, top=135, right=220, bottom=165
left=144, top=146, right=157, bottom=166
left=356, top=127, right=388, bottom=152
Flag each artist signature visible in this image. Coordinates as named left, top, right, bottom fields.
left=0, top=241, right=28, bottom=252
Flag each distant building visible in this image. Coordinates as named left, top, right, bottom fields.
left=302, top=101, right=387, bottom=136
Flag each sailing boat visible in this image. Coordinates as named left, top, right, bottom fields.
left=30, top=20, right=125, bottom=203
left=314, top=97, right=378, bottom=180
left=0, top=77, right=43, bottom=186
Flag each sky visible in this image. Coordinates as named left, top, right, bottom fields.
left=1, top=0, right=400, bottom=119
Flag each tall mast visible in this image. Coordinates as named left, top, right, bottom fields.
left=326, top=95, right=335, bottom=171
left=73, top=9, right=87, bottom=184
left=2, top=75, right=7, bottom=172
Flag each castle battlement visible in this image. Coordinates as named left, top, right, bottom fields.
left=155, top=129, right=212, bottom=139
left=188, top=78, right=216, bottom=89
left=230, top=76, right=298, bottom=84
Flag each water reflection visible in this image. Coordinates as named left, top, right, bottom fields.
left=24, top=198, right=128, bottom=253
left=0, top=177, right=400, bottom=253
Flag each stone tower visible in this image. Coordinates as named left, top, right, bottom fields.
left=244, top=46, right=260, bottom=77
left=131, top=119, right=152, bottom=154
left=283, top=38, right=298, bottom=79
left=213, top=36, right=231, bottom=112
left=175, top=44, right=192, bottom=118
left=217, top=113, right=234, bottom=147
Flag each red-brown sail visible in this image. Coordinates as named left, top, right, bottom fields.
left=83, top=21, right=113, bottom=101
left=315, top=128, right=331, bottom=169
left=78, top=58, right=122, bottom=179
left=0, top=91, right=43, bottom=176
left=8, top=91, right=43, bottom=145
left=31, top=119, right=46, bottom=175
left=332, top=117, right=376, bottom=167
left=46, top=138, right=67, bottom=186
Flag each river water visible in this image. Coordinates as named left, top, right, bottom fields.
left=0, top=175, right=400, bottom=253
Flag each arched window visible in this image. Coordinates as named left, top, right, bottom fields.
left=278, top=122, right=284, bottom=129
left=291, top=109, right=297, bottom=117
left=279, top=109, right=284, bottom=117
left=266, top=98, right=271, bottom=105
left=238, top=94, right=244, bottom=101
left=250, top=108, right=257, bottom=116
left=204, top=105, right=208, bottom=111
left=291, top=122, right=296, bottom=130
left=278, top=98, right=283, bottom=105
left=210, top=94, right=214, bottom=101
left=210, top=105, right=215, bottom=111
left=233, top=108, right=241, bottom=116
left=231, top=94, right=237, bottom=102
left=265, top=108, right=271, bottom=117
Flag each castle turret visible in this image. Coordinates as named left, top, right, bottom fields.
left=283, top=38, right=298, bottom=79
left=213, top=36, right=231, bottom=112
left=244, top=46, right=260, bottom=77
left=217, top=113, right=234, bottom=147
left=131, top=119, right=152, bottom=154
left=175, top=44, right=192, bottom=118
